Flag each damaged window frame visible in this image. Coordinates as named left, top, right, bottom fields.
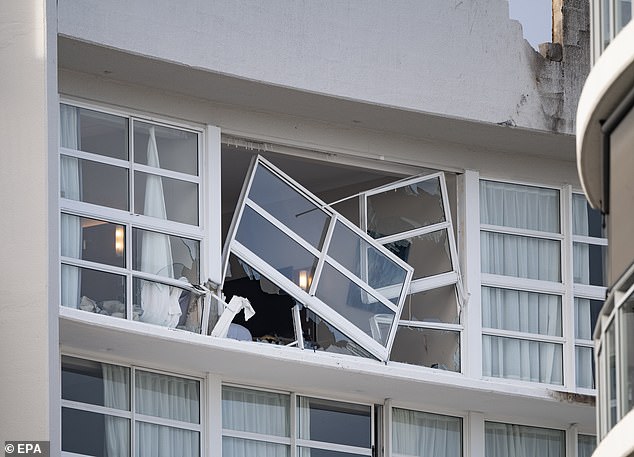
left=359, top=172, right=465, bottom=371
left=213, top=155, right=414, bottom=361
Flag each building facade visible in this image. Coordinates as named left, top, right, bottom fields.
left=576, top=1, right=634, bottom=457
left=1, top=1, right=603, bottom=455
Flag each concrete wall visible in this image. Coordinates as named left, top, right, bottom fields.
left=58, top=0, right=584, bottom=134
left=0, top=0, right=58, bottom=448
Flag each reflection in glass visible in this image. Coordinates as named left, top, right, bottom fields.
left=61, top=214, right=126, bottom=268
left=60, top=156, right=129, bottom=211
left=248, top=165, right=330, bottom=249
left=133, top=278, right=201, bottom=331
left=62, top=356, right=130, bottom=410
left=400, top=285, right=459, bottom=324
left=134, top=172, right=198, bottom=226
left=300, top=308, right=374, bottom=358
left=236, top=206, right=318, bottom=286
left=132, top=228, right=199, bottom=284
left=391, top=326, right=460, bottom=372
left=60, top=104, right=129, bottom=160
left=328, top=221, right=407, bottom=293
left=573, top=243, right=607, bottom=286
left=481, top=232, right=561, bottom=282
left=61, top=264, right=126, bottom=317
left=297, top=397, right=371, bottom=448
left=384, top=230, right=452, bottom=280
left=62, top=408, right=130, bottom=457
left=367, top=177, right=445, bottom=238
left=134, top=121, right=198, bottom=176
left=482, top=335, right=562, bottom=384
left=315, top=263, right=395, bottom=346
left=482, top=287, right=562, bottom=337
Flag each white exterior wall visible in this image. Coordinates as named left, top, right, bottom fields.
left=0, top=0, right=59, bottom=448
left=58, top=0, right=565, bottom=132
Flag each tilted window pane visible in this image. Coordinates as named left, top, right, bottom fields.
left=392, top=408, right=462, bottom=457
left=135, top=371, right=200, bottom=424
left=133, top=278, right=201, bottom=331
left=134, top=121, right=198, bottom=176
left=482, top=287, right=562, bottom=337
left=328, top=220, right=407, bottom=295
left=573, top=242, right=607, bottom=286
left=62, top=356, right=130, bottom=410
left=485, top=422, right=564, bottom=457
left=248, top=165, right=330, bottom=249
left=61, top=214, right=125, bottom=268
left=482, top=335, right=563, bottom=384
left=300, top=308, right=374, bottom=358
left=400, top=285, right=459, bottom=324
left=134, top=171, right=198, bottom=226
left=367, top=177, right=445, bottom=238
left=132, top=228, right=199, bottom=284
left=384, top=230, right=452, bottom=280
left=61, top=264, right=126, bottom=317
left=60, top=104, right=128, bottom=160
left=222, top=386, right=290, bottom=437
left=480, top=181, right=560, bottom=233
left=315, top=262, right=396, bottom=346
left=574, top=298, right=603, bottom=340
left=236, top=205, right=318, bottom=287
left=390, top=326, right=460, bottom=372
left=60, top=155, right=129, bottom=211
left=135, top=422, right=199, bottom=457
left=62, top=407, right=130, bottom=457
left=576, top=346, right=595, bottom=389
left=481, top=232, right=561, bottom=282
left=297, top=397, right=371, bottom=448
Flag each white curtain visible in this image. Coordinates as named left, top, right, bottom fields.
left=103, top=363, right=130, bottom=456
left=60, top=105, right=82, bottom=308
left=482, top=287, right=562, bottom=384
left=135, top=370, right=200, bottom=457
left=480, top=182, right=562, bottom=384
left=572, top=195, right=590, bottom=284
left=297, top=397, right=311, bottom=457
left=222, top=386, right=289, bottom=457
left=485, top=423, right=564, bottom=457
left=139, top=127, right=181, bottom=327
left=577, top=435, right=596, bottom=457
left=392, top=408, right=461, bottom=457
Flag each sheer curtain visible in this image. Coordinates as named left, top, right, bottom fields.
left=485, top=423, right=564, bottom=457
left=103, top=364, right=130, bottom=456
left=60, top=105, right=82, bottom=308
left=572, top=196, right=590, bottom=284
left=222, top=386, right=290, bottom=457
left=135, top=371, right=200, bottom=457
left=139, top=127, right=181, bottom=327
left=392, top=408, right=461, bottom=457
left=480, top=182, right=562, bottom=384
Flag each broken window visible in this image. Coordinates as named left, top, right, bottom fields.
left=215, top=156, right=414, bottom=361
left=359, top=173, right=464, bottom=371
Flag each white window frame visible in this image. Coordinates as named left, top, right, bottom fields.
left=58, top=99, right=222, bottom=332
left=218, top=155, right=414, bottom=361
left=61, top=354, right=204, bottom=457
left=359, top=172, right=465, bottom=371
left=479, top=178, right=566, bottom=387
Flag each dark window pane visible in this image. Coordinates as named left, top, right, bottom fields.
left=384, top=230, right=452, bottom=279
left=61, top=356, right=129, bottom=409
left=61, top=214, right=125, bottom=268
left=61, top=265, right=126, bottom=317
left=62, top=408, right=129, bottom=457
left=400, top=285, right=459, bottom=324
left=134, top=121, right=198, bottom=176
left=134, top=171, right=198, bottom=226
left=391, top=326, right=460, bottom=372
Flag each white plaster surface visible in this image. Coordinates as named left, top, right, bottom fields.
left=58, top=0, right=560, bottom=131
